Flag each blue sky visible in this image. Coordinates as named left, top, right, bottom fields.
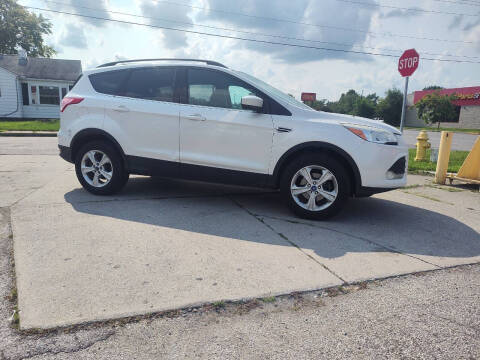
left=20, top=0, right=480, bottom=100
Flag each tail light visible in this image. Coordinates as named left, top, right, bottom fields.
left=61, top=97, right=84, bottom=112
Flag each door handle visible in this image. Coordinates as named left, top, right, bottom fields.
left=185, top=114, right=206, bottom=121
left=275, top=127, right=292, bottom=133
left=113, top=105, right=130, bottom=112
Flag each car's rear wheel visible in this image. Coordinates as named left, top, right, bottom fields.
left=75, top=141, right=128, bottom=195
left=280, top=154, right=350, bottom=220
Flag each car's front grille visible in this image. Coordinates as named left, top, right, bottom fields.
left=388, top=157, right=406, bottom=175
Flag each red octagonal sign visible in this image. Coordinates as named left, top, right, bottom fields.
left=398, top=49, right=419, bottom=77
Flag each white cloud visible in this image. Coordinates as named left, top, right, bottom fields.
left=380, top=8, right=422, bottom=19
left=139, top=0, right=194, bottom=49
left=465, top=25, right=480, bottom=52
left=198, top=0, right=376, bottom=63
left=46, top=0, right=111, bottom=27
left=59, top=24, right=88, bottom=49
left=31, top=0, right=480, bottom=100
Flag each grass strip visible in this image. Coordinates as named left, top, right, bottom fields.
left=0, top=120, right=59, bottom=132
left=408, top=148, right=468, bottom=173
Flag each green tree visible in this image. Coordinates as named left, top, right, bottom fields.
left=414, top=92, right=458, bottom=129
left=376, top=88, right=404, bottom=126
left=331, top=89, right=359, bottom=114
left=317, top=90, right=377, bottom=119
left=423, top=85, right=444, bottom=91
left=0, top=0, right=55, bottom=57
left=353, top=96, right=376, bottom=118
left=310, top=99, right=332, bottom=112
left=365, top=93, right=379, bottom=106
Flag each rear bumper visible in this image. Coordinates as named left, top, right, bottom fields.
left=59, top=145, right=73, bottom=163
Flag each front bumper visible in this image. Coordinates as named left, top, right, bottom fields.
left=352, top=139, right=408, bottom=189
left=355, top=156, right=407, bottom=197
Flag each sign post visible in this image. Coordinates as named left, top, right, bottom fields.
left=400, top=76, right=409, bottom=133
left=398, top=49, right=419, bottom=133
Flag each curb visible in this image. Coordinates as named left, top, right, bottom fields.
left=0, top=131, right=58, bottom=137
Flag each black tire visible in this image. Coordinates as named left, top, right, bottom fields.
left=280, top=153, right=350, bottom=220
left=75, top=141, right=129, bottom=195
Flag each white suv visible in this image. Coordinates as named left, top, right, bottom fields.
left=58, top=59, right=407, bottom=219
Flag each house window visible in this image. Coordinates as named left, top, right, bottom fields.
left=21, top=83, right=29, bottom=105
left=61, top=88, right=67, bottom=98
left=39, top=86, right=60, bottom=105
left=31, top=85, right=37, bottom=104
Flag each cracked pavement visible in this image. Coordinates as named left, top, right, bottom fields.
left=1, top=136, right=479, bottom=359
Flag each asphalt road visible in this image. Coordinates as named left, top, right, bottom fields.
left=34, top=264, right=480, bottom=360
left=402, top=129, right=478, bottom=151
left=0, top=136, right=57, bottom=155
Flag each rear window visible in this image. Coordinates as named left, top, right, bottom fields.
left=123, top=67, right=175, bottom=102
left=89, top=70, right=129, bottom=96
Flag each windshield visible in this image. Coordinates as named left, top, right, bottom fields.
left=234, top=71, right=313, bottom=111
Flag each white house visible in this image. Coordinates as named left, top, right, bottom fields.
left=0, top=53, right=82, bottom=119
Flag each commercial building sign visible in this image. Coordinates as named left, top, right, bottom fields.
left=414, top=86, right=480, bottom=107
left=456, top=92, right=480, bottom=101
left=301, top=92, right=316, bottom=102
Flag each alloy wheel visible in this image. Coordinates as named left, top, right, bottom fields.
left=290, top=165, right=338, bottom=211
left=80, top=150, right=113, bottom=188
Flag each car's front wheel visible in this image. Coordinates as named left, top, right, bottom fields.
left=75, top=141, right=128, bottom=195
left=280, top=154, right=350, bottom=220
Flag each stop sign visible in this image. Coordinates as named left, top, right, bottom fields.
left=398, top=49, right=419, bottom=77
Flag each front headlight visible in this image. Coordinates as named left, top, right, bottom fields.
left=343, top=124, right=399, bottom=145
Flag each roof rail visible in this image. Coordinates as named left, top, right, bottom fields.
left=97, top=58, right=227, bottom=68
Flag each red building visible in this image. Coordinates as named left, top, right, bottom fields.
left=406, top=86, right=480, bottom=129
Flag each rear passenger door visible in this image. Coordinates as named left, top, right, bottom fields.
left=101, top=66, right=180, bottom=164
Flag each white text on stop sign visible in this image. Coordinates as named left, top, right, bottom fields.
left=399, top=57, right=419, bottom=70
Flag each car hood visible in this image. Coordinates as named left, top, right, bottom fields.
left=299, top=109, right=400, bottom=134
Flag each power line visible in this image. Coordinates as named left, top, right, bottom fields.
left=139, top=0, right=474, bottom=44
left=431, top=0, right=480, bottom=6
left=336, top=0, right=480, bottom=16
left=36, top=0, right=480, bottom=60
left=24, top=5, right=480, bottom=63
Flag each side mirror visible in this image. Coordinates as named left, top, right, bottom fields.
left=241, top=95, right=263, bottom=112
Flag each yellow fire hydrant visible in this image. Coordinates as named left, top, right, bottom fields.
left=415, top=130, right=431, bottom=161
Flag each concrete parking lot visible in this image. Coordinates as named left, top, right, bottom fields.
left=1, top=137, right=479, bottom=331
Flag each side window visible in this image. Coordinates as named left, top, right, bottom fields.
left=39, top=86, right=60, bottom=105
left=187, top=68, right=259, bottom=110
left=89, top=70, right=129, bottom=96
left=189, top=84, right=214, bottom=106
left=228, top=85, right=253, bottom=109
left=21, top=83, right=29, bottom=105
left=31, top=85, right=38, bottom=104
left=123, top=67, right=175, bottom=102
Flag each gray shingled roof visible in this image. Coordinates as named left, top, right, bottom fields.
left=0, top=54, right=82, bottom=81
